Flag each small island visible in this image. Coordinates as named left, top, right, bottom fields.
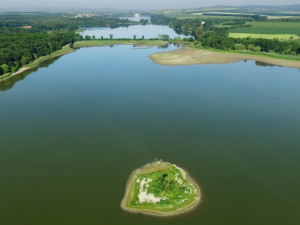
left=121, top=161, right=201, bottom=216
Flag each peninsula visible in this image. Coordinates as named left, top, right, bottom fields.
left=150, top=47, right=300, bottom=69
left=121, top=161, right=201, bottom=216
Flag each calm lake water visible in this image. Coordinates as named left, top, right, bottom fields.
left=0, top=44, right=300, bottom=225
left=81, top=25, right=188, bottom=39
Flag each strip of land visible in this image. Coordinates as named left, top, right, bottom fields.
left=0, top=40, right=169, bottom=82
left=0, top=45, right=75, bottom=82
left=73, top=40, right=168, bottom=48
left=150, top=47, right=300, bottom=69
left=229, top=33, right=299, bottom=40
left=3, top=39, right=300, bottom=83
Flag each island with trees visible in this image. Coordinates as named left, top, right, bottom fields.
left=121, top=161, right=201, bottom=216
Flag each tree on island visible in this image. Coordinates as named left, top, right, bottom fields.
left=109, top=34, right=113, bottom=40
left=133, top=34, right=136, bottom=40
left=158, top=34, right=170, bottom=41
left=85, top=35, right=91, bottom=40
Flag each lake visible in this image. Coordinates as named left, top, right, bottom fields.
left=0, top=44, right=300, bottom=225
left=81, top=25, right=188, bottom=39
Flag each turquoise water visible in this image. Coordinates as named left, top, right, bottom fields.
left=0, top=44, right=300, bottom=225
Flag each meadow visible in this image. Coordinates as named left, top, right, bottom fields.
left=229, top=21, right=300, bottom=35
left=229, top=33, right=299, bottom=40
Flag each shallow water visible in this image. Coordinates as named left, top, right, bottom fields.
left=0, top=44, right=300, bottom=225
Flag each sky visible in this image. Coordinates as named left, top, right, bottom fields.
left=1, top=0, right=299, bottom=9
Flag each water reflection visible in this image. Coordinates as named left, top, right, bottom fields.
left=254, top=61, right=283, bottom=67
left=0, top=55, right=62, bottom=91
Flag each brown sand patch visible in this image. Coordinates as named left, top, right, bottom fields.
left=150, top=48, right=300, bottom=69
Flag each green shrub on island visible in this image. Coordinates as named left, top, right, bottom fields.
left=121, top=161, right=201, bottom=216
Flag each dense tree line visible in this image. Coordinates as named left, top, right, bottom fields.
left=0, top=13, right=139, bottom=76
left=150, top=14, right=249, bottom=36
left=194, top=32, right=300, bottom=54
left=0, top=13, right=138, bottom=31
left=201, top=13, right=267, bottom=21
left=151, top=14, right=300, bottom=55
left=0, top=29, right=76, bottom=75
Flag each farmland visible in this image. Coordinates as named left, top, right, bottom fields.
left=229, top=21, right=300, bottom=35
left=229, top=33, right=299, bottom=40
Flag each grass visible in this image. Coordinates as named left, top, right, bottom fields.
left=26, top=45, right=74, bottom=68
left=121, top=161, right=200, bottom=216
left=229, top=33, right=300, bottom=40
left=194, top=46, right=300, bottom=61
left=229, top=21, right=300, bottom=35
left=73, top=39, right=168, bottom=48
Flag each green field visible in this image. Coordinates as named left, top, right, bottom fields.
left=229, top=33, right=300, bottom=40
left=229, top=21, right=300, bottom=35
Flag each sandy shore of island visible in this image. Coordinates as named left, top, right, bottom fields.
left=149, top=47, right=300, bottom=69
left=120, top=161, right=201, bottom=217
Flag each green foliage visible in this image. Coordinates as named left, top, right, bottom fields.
left=140, top=19, right=149, bottom=25
left=0, top=29, right=75, bottom=75
left=151, top=13, right=300, bottom=56
left=229, top=33, right=300, bottom=40
left=229, top=21, right=300, bottom=35
left=1, top=64, right=9, bottom=74
left=85, top=35, right=92, bottom=40
left=158, top=34, right=170, bottom=41
left=234, top=43, right=246, bottom=50
left=129, top=164, right=197, bottom=211
left=0, top=12, right=141, bottom=76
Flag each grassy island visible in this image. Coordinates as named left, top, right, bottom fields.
left=121, top=161, right=201, bottom=216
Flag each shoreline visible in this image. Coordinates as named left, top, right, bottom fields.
left=73, top=40, right=169, bottom=48
left=120, top=161, right=201, bottom=217
left=0, top=40, right=167, bottom=83
left=0, top=45, right=75, bottom=83
left=3, top=40, right=299, bottom=83
left=149, top=47, right=300, bottom=69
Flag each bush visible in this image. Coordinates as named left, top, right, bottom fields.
left=234, top=43, right=246, bottom=50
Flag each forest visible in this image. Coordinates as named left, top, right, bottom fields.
left=150, top=14, right=300, bottom=55
left=0, top=13, right=138, bottom=76
left=1, top=12, right=300, bottom=77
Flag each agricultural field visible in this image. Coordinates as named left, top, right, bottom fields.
left=229, top=21, right=300, bottom=35
left=229, top=33, right=300, bottom=40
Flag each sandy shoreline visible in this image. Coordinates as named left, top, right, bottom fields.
left=120, top=161, right=201, bottom=217
left=149, top=47, right=300, bottom=69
